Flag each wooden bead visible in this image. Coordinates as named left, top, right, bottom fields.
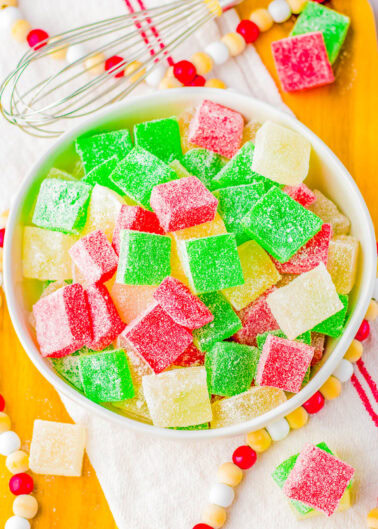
left=0, top=411, right=11, bottom=434
left=286, top=0, right=307, bottom=14
left=6, top=451, right=29, bottom=474
left=201, top=504, right=227, bottom=529
left=84, top=52, right=105, bottom=75
left=221, top=33, right=246, bottom=57
left=13, top=495, right=38, bottom=519
left=159, top=77, right=182, bottom=90
left=1, top=0, right=18, bottom=7
left=11, top=19, right=31, bottom=43
left=217, top=462, right=243, bottom=487
left=320, top=375, right=342, bottom=400
left=285, top=406, right=308, bottom=429
left=191, top=52, right=213, bottom=75
left=125, top=60, right=146, bottom=83
left=344, top=339, right=363, bottom=362
left=249, top=8, right=274, bottom=32
left=365, top=300, right=378, bottom=321
left=205, top=78, right=226, bottom=89
left=367, top=508, right=378, bottom=528
left=49, top=46, right=67, bottom=61
left=246, top=428, right=271, bottom=452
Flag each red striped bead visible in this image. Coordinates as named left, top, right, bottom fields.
left=27, top=29, right=49, bottom=50
left=303, top=391, right=325, bottom=414
left=105, top=56, right=125, bottom=78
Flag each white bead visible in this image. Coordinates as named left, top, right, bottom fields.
left=268, top=0, right=292, bottom=23
left=145, top=64, right=166, bottom=87
left=5, top=516, right=31, bottom=529
left=209, top=483, right=235, bottom=508
left=0, top=431, right=21, bottom=456
left=0, top=7, right=23, bottom=31
left=205, top=41, right=230, bottom=65
left=266, top=417, right=290, bottom=441
left=373, top=277, right=378, bottom=300
left=333, top=359, right=353, bottom=382
left=66, top=44, right=87, bottom=65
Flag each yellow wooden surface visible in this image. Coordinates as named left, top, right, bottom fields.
left=0, top=1, right=377, bottom=527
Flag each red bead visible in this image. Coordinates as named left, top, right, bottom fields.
left=232, top=445, right=257, bottom=469
left=355, top=319, right=370, bottom=341
left=193, top=525, right=214, bottom=529
left=105, top=56, right=125, bottom=78
left=27, top=29, right=49, bottom=50
left=173, top=60, right=197, bottom=85
left=236, top=20, right=260, bottom=44
left=190, top=75, right=206, bottom=87
left=9, top=473, right=34, bottom=496
left=0, top=394, right=4, bottom=412
left=0, top=228, right=5, bottom=248
left=303, top=391, right=325, bottom=414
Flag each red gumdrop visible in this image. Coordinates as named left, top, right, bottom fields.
left=303, top=391, right=325, bottom=414
left=27, top=29, right=49, bottom=50
left=192, top=525, right=214, bottom=529
left=190, top=75, right=206, bottom=87
left=355, top=319, right=370, bottom=341
left=236, top=20, right=260, bottom=44
left=232, top=445, right=257, bottom=469
left=105, top=56, right=125, bottom=78
left=173, top=60, right=197, bottom=85
left=0, top=394, right=4, bottom=412
left=0, top=228, right=5, bottom=248
left=9, top=473, right=34, bottom=496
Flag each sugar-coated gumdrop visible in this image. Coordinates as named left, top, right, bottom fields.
left=173, top=344, right=205, bottom=367
left=308, top=190, right=350, bottom=235
left=110, top=283, right=157, bottom=324
left=134, top=117, right=183, bottom=163
left=310, top=332, right=325, bottom=365
left=327, top=235, right=359, bottom=294
left=81, top=184, right=125, bottom=242
left=283, top=183, right=316, bottom=207
left=180, top=148, right=225, bottom=190
left=312, top=294, right=348, bottom=337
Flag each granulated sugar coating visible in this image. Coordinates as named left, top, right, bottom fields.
left=308, top=190, right=350, bottom=235
left=110, top=283, right=157, bottom=324
left=81, top=157, right=120, bottom=194
left=81, top=184, right=125, bottom=242
left=327, top=235, right=359, bottom=294
left=51, top=350, right=85, bottom=391
left=173, top=212, right=227, bottom=243
left=180, top=148, right=225, bottom=190
left=283, top=183, right=316, bottom=207
left=256, top=329, right=311, bottom=350
left=312, top=294, right=348, bottom=337
left=310, top=332, right=326, bottom=365
left=173, top=344, right=206, bottom=368
left=134, top=117, right=182, bottom=163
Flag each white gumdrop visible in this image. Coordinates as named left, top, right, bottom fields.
left=209, top=482, right=235, bottom=508
left=205, top=41, right=230, bottom=65
left=66, top=44, right=87, bottom=65
left=5, top=517, right=31, bottom=529
left=266, top=417, right=290, bottom=441
left=0, top=430, right=21, bottom=456
left=145, top=64, right=166, bottom=87
left=0, top=7, right=23, bottom=31
left=333, top=359, right=354, bottom=382
left=268, top=0, right=292, bottom=23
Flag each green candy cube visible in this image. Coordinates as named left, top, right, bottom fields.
left=52, top=351, right=84, bottom=391
left=109, top=146, right=177, bottom=210
left=32, top=178, right=92, bottom=234
left=82, top=157, right=123, bottom=195
left=116, top=230, right=171, bottom=286
left=134, top=117, right=182, bottom=163
left=193, top=292, right=242, bottom=352
left=79, top=349, right=134, bottom=403
left=180, top=148, right=225, bottom=190
left=242, top=187, right=323, bottom=262
left=312, top=294, right=348, bottom=337
left=291, top=2, right=350, bottom=64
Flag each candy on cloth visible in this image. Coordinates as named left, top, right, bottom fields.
left=232, top=445, right=257, bottom=470
left=193, top=292, right=242, bottom=352
left=121, top=302, right=193, bottom=373
left=81, top=184, right=125, bottom=242
left=242, top=187, right=323, bottom=262
left=29, top=419, right=86, bottom=476
left=150, top=176, right=218, bottom=232
left=312, top=294, right=348, bottom=337
left=266, top=417, right=290, bottom=441
left=134, top=117, right=182, bottom=163
left=174, top=343, right=205, bottom=367
left=267, top=263, right=343, bottom=339
left=327, top=235, right=359, bottom=294
left=246, top=429, right=272, bottom=453
left=205, top=341, right=259, bottom=396
left=23, top=227, right=76, bottom=280
left=33, top=283, right=92, bottom=358
left=180, top=148, right=225, bottom=190
left=283, top=183, right=316, bottom=207
left=272, top=32, right=334, bottom=92
left=291, top=1, right=350, bottom=63
left=282, top=443, right=355, bottom=516
left=210, top=386, right=286, bottom=428
left=110, top=283, right=157, bottom=324
left=311, top=332, right=325, bottom=365
left=201, top=504, right=227, bottom=529
left=233, top=290, right=279, bottom=346
left=116, top=230, right=171, bottom=286
left=308, top=190, right=350, bottom=235
left=256, top=334, right=314, bottom=393
left=142, top=366, right=212, bottom=427
left=217, top=462, right=243, bottom=487
left=223, top=240, right=281, bottom=310
left=32, top=178, right=92, bottom=234
left=209, top=483, right=235, bottom=508
left=188, top=99, right=244, bottom=159
left=153, top=276, right=213, bottom=329
left=178, top=233, right=244, bottom=294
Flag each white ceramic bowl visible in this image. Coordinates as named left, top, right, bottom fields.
left=4, top=88, right=377, bottom=440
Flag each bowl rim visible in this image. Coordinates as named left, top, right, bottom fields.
left=4, top=87, right=377, bottom=440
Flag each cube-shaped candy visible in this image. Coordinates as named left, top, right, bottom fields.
left=272, top=32, right=334, bottom=92
left=173, top=344, right=206, bottom=367
left=223, top=240, right=281, bottom=310
left=79, top=349, right=134, bottom=402
left=242, top=187, right=323, bottom=262
left=283, top=184, right=316, bottom=207
left=75, top=129, right=133, bottom=173
left=188, top=100, right=244, bottom=159
left=181, top=148, right=225, bottom=190
left=112, top=205, right=164, bottom=255
left=153, top=276, right=213, bottom=329
left=267, top=263, right=343, bottom=339
left=172, top=212, right=227, bottom=243
left=178, top=233, right=244, bottom=294
left=252, top=121, right=312, bottom=185
left=33, top=283, right=92, bottom=358
left=116, top=230, right=171, bottom=286
left=169, top=235, right=190, bottom=286
left=121, top=302, right=193, bottom=373
left=256, top=335, right=314, bottom=393
left=257, top=329, right=311, bottom=350
left=291, top=2, right=350, bottom=63
left=178, top=107, right=196, bottom=153
left=210, top=386, right=286, bottom=428
left=29, top=419, right=86, bottom=477
left=81, top=184, right=125, bottom=242
left=193, top=292, right=242, bottom=352
left=233, top=291, right=279, bottom=347
left=110, top=283, right=157, bottom=324
left=169, top=159, right=192, bottom=179
left=150, top=176, right=218, bottom=232
left=312, top=294, right=348, bottom=337
left=109, top=146, right=177, bottom=210
left=327, top=235, right=359, bottom=294
left=308, top=190, right=350, bottom=235
left=311, top=332, right=326, bottom=365
left=69, top=229, right=118, bottom=283
left=23, top=227, right=76, bottom=280
left=51, top=347, right=92, bottom=391
left=82, top=157, right=122, bottom=195
left=205, top=342, right=259, bottom=396
left=142, top=366, right=212, bottom=427
left=242, top=120, right=262, bottom=145
left=283, top=443, right=355, bottom=516
left=134, top=117, right=182, bottom=163
left=32, top=178, right=92, bottom=234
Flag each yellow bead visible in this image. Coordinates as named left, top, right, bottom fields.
left=11, top=19, right=31, bottom=43
left=84, top=52, right=105, bottom=75
left=205, top=78, right=226, bottom=89
left=217, top=462, right=243, bottom=487
left=320, top=376, right=342, bottom=400
left=191, top=51, right=213, bottom=76
left=0, top=412, right=11, bottom=434
left=125, top=60, right=146, bottom=84
left=250, top=8, right=274, bottom=32
left=1, top=0, right=18, bottom=7
left=344, top=339, right=363, bottom=363
left=286, top=0, right=307, bottom=14
left=0, top=209, right=9, bottom=228
left=366, top=300, right=378, bottom=321
left=159, top=76, right=182, bottom=90
left=285, top=407, right=308, bottom=429
left=221, top=32, right=246, bottom=57
left=13, top=494, right=38, bottom=519
left=202, top=504, right=227, bottom=529
left=6, top=450, right=29, bottom=474
left=165, top=66, right=175, bottom=78
left=246, top=428, right=272, bottom=453
left=49, top=46, right=67, bottom=61
left=367, top=508, right=378, bottom=528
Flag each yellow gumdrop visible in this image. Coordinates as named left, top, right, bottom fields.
left=246, top=428, right=272, bottom=453
left=286, top=0, right=307, bottom=14
left=13, top=494, right=38, bottom=519
left=84, top=52, right=106, bottom=75
left=191, top=52, right=213, bottom=75
left=344, top=339, right=363, bottom=363
left=250, top=8, right=274, bottom=32
left=365, top=300, right=378, bottom=321
left=6, top=450, right=29, bottom=474
left=159, top=76, right=182, bottom=90
left=217, top=462, right=243, bottom=487
left=125, top=60, right=146, bottom=83
left=320, top=376, right=342, bottom=400
left=205, top=78, right=226, bottom=89
left=11, top=19, right=31, bottom=43
left=0, top=412, right=11, bottom=434
left=367, top=508, right=378, bottom=528
left=221, top=32, right=246, bottom=57
left=285, top=407, right=308, bottom=429
left=202, top=504, right=227, bottom=529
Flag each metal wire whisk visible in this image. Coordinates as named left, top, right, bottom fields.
left=0, top=0, right=240, bottom=137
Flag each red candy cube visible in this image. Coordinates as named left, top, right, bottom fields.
left=85, top=283, right=125, bottom=351
left=283, top=443, right=355, bottom=516
left=154, top=277, right=214, bottom=329
left=256, top=334, right=314, bottom=393
left=173, top=344, right=206, bottom=367
left=33, top=283, right=92, bottom=358
left=69, top=229, right=118, bottom=284
left=188, top=99, right=244, bottom=159
left=283, top=184, right=316, bottom=207
left=150, top=176, right=218, bottom=232
left=272, top=32, right=335, bottom=92
left=121, top=302, right=193, bottom=373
